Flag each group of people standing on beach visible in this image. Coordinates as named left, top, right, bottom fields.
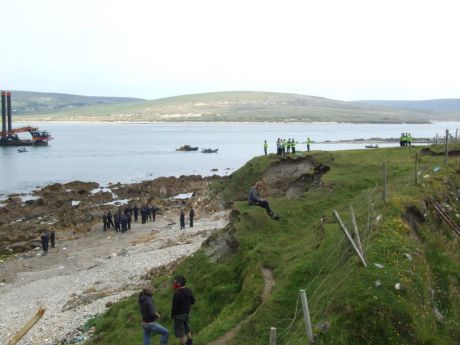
left=40, top=229, right=56, bottom=254
left=179, top=208, right=194, bottom=230
left=139, top=275, right=195, bottom=345
left=102, top=204, right=159, bottom=232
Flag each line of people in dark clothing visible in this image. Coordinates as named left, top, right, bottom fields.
left=139, top=275, right=195, bottom=345
left=102, top=204, right=160, bottom=232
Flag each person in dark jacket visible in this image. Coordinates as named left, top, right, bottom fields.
left=151, top=205, right=157, bottom=222
left=41, top=230, right=50, bottom=254
left=180, top=210, right=185, bottom=230
left=189, top=207, right=194, bottom=228
left=248, top=181, right=280, bottom=220
left=107, top=210, right=114, bottom=229
left=50, top=229, right=56, bottom=248
left=171, top=276, right=195, bottom=345
left=139, top=287, right=169, bottom=345
left=134, top=204, right=139, bottom=222
left=102, top=213, right=108, bottom=231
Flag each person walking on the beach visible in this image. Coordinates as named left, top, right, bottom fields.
left=180, top=210, right=185, bottom=230
left=171, top=275, right=195, bottom=345
left=50, top=229, right=56, bottom=248
left=41, top=229, right=50, bottom=254
left=107, top=210, right=114, bottom=229
left=139, top=287, right=169, bottom=345
left=134, top=204, right=139, bottom=222
left=189, top=207, right=194, bottom=228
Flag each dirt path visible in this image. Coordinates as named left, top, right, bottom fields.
left=207, top=267, right=275, bottom=345
left=0, top=210, right=229, bottom=345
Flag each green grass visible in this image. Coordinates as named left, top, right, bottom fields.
left=86, top=145, right=460, bottom=345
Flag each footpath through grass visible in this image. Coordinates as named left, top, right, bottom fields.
left=86, top=145, right=460, bottom=345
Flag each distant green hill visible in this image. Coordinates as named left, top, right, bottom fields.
left=9, top=91, right=144, bottom=115
left=10, top=90, right=460, bottom=123
left=18, top=91, right=446, bottom=123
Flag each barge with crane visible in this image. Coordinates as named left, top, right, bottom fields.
left=0, top=91, right=52, bottom=146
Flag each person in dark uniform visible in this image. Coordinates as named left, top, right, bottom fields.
left=107, top=211, right=114, bottom=229
left=171, top=275, right=195, bottom=345
left=189, top=207, right=194, bottom=228
left=151, top=205, right=157, bottom=222
left=127, top=211, right=131, bottom=230
left=139, top=287, right=169, bottom=345
left=50, top=229, right=56, bottom=248
left=102, top=213, right=108, bottom=231
left=134, top=204, right=139, bottom=222
left=141, top=205, right=148, bottom=224
left=41, top=230, right=50, bottom=254
left=180, top=210, right=185, bottom=230
left=248, top=181, right=280, bottom=220
left=121, top=214, right=127, bottom=233
left=148, top=204, right=152, bottom=221
left=114, top=213, right=121, bottom=232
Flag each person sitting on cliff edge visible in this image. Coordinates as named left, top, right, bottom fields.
left=248, top=181, right=280, bottom=220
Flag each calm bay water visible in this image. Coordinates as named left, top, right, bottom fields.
left=0, top=121, right=458, bottom=196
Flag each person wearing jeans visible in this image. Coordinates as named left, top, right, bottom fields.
left=139, top=287, right=169, bottom=345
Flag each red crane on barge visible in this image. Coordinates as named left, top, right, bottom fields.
left=0, top=91, right=52, bottom=146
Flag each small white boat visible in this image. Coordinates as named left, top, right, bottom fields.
left=17, top=147, right=27, bottom=153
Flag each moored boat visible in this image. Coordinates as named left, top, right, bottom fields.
left=176, top=145, right=199, bottom=151
left=201, top=148, right=218, bottom=153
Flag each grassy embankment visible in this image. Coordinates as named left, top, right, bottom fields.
left=86, top=144, right=460, bottom=345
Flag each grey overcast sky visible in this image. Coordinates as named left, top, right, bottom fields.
left=1, top=0, right=459, bottom=100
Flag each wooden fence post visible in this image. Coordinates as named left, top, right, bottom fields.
left=7, top=307, right=46, bottom=345
left=445, top=129, right=449, bottom=164
left=269, top=327, right=277, bottom=345
left=333, top=210, right=368, bottom=267
left=349, top=205, right=364, bottom=257
left=300, top=290, right=315, bottom=344
left=382, top=162, right=387, bottom=203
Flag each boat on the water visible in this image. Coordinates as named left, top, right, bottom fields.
left=176, top=145, right=199, bottom=151
left=365, top=144, right=379, bottom=149
left=17, top=147, right=27, bottom=153
left=201, top=148, right=218, bottom=153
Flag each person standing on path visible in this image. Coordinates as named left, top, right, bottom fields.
left=41, top=230, right=50, bottom=254
left=171, top=275, right=195, bottom=345
left=180, top=210, right=185, bottom=230
left=264, top=140, right=268, bottom=156
left=50, top=229, right=56, bottom=248
left=189, top=207, right=194, bottom=228
left=306, top=137, right=312, bottom=152
left=139, top=287, right=169, bottom=345
left=134, top=204, right=139, bottom=222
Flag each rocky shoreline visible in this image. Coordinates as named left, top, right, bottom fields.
left=0, top=174, right=224, bottom=255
